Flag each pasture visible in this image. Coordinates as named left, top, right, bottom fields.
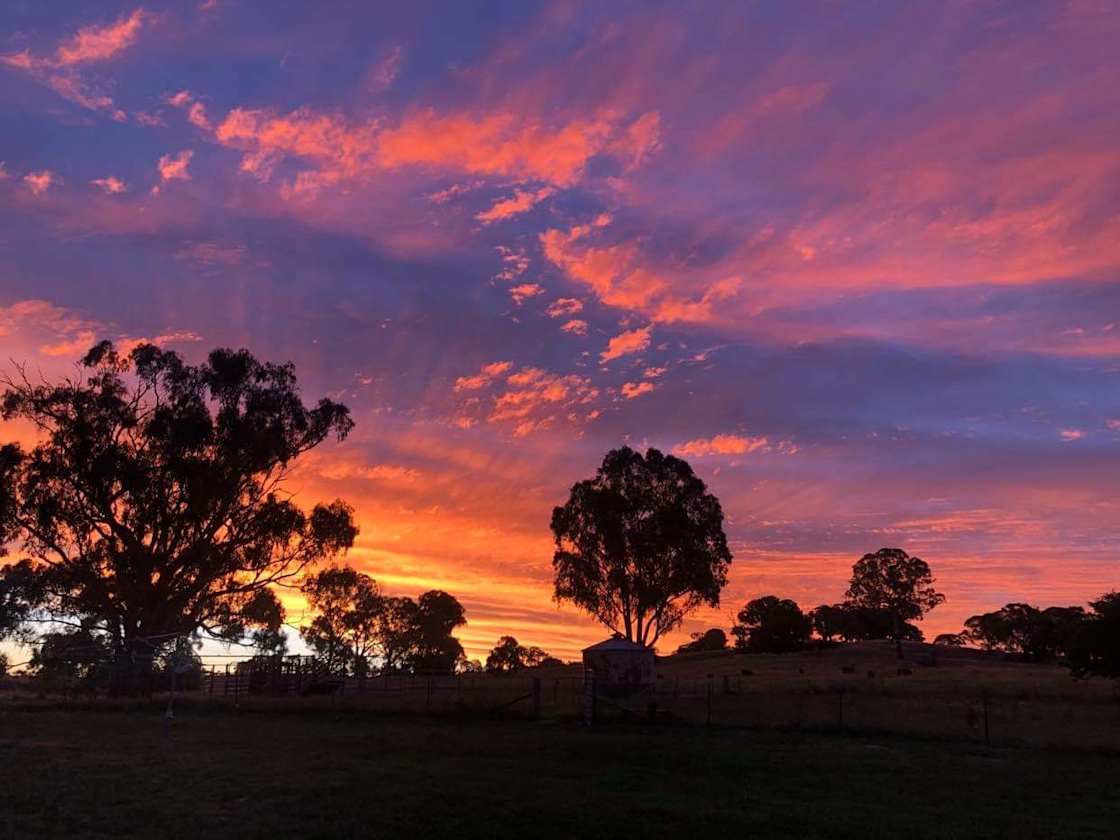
left=0, top=706, right=1118, bottom=839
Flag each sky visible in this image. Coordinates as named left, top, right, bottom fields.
left=1, top=1, right=1118, bottom=662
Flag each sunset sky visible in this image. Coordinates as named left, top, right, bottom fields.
left=1, top=1, right=1118, bottom=661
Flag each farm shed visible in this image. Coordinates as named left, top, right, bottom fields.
left=582, top=637, right=655, bottom=696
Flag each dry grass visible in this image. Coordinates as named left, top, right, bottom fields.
left=4, top=642, right=1116, bottom=752
left=1, top=709, right=1119, bottom=839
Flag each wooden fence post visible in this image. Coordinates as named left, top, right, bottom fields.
left=981, top=688, right=991, bottom=746
left=706, top=677, right=713, bottom=726
left=583, top=671, right=595, bottom=726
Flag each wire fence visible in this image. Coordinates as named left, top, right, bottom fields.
left=5, top=648, right=1118, bottom=753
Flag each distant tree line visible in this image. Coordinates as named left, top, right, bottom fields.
left=1, top=347, right=1116, bottom=692
left=297, top=566, right=469, bottom=677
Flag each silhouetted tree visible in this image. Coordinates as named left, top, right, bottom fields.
left=457, top=658, right=484, bottom=674
left=0, top=342, right=356, bottom=693
left=301, top=566, right=383, bottom=677
left=963, top=603, right=1085, bottom=660
left=1066, top=592, right=1120, bottom=679
left=1036, top=606, right=1088, bottom=660
left=933, top=632, right=965, bottom=647
left=484, top=635, right=554, bottom=673
left=30, top=624, right=110, bottom=689
left=809, top=604, right=846, bottom=642
left=551, top=447, right=732, bottom=646
left=375, top=596, right=420, bottom=672
left=486, top=636, right=525, bottom=673
left=251, top=627, right=289, bottom=657
left=676, top=628, right=728, bottom=653
left=846, top=548, right=944, bottom=658
left=732, top=596, right=812, bottom=653
left=405, top=590, right=467, bottom=675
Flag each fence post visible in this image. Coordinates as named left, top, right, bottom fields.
left=208, top=666, right=215, bottom=696
left=531, top=677, right=541, bottom=718
left=224, top=663, right=230, bottom=696
left=426, top=678, right=432, bottom=711
left=981, top=688, right=991, bottom=746
left=837, top=687, right=844, bottom=732
left=706, top=677, right=713, bottom=726
left=583, top=670, right=595, bottom=726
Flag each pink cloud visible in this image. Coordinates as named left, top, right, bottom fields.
left=187, top=102, right=211, bottom=130
left=541, top=217, right=741, bottom=324
left=454, top=361, right=513, bottom=392
left=54, top=9, right=147, bottom=66
left=90, top=176, right=127, bottom=194
left=157, top=150, right=194, bottom=182
left=546, top=297, right=583, bottom=318
left=509, top=283, right=544, bottom=304
left=600, top=325, right=651, bottom=362
left=674, top=434, right=772, bottom=457
left=621, top=381, right=655, bottom=399
left=23, top=171, right=56, bottom=195
left=212, top=105, right=657, bottom=196
left=0, top=9, right=147, bottom=120
left=475, top=186, right=555, bottom=224
left=560, top=319, right=588, bottom=335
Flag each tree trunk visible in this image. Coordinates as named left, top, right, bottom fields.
left=109, top=642, right=155, bottom=697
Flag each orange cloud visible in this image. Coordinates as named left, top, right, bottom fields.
left=600, top=325, right=651, bottom=362
left=560, top=319, right=587, bottom=335
left=621, top=381, right=655, bottom=399
left=475, top=186, right=554, bottom=224
left=157, top=150, right=193, bottom=182
left=452, top=363, right=600, bottom=437
left=23, top=171, right=56, bottom=195
left=379, top=110, right=614, bottom=187
left=0, top=9, right=147, bottom=120
left=54, top=9, right=147, bottom=66
left=213, top=105, right=657, bottom=196
left=541, top=218, right=741, bottom=324
left=90, top=176, right=127, bottom=194
left=187, top=102, right=211, bottom=130
left=490, top=368, right=599, bottom=436
left=509, top=283, right=544, bottom=304
left=674, top=434, right=771, bottom=457
left=546, top=297, right=583, bottom=318
left=454, top=361, right=513, bottom=391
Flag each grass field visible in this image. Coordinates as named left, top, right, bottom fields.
left=1, top=707, right=1118, bottom=839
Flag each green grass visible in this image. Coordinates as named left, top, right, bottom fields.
left=0, top=707, right=1117, bottom=839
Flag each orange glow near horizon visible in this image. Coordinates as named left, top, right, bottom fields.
left=2, top=2, right=1120, bottom=663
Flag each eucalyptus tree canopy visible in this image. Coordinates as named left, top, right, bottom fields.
left=0, top=341, right=357, bottom=677
left=551, top=447, right=732, bottom=647
left=845, top=548, right=944, bottom=658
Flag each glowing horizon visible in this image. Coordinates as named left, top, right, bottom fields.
left=2, top=2, right=1119, bottom=662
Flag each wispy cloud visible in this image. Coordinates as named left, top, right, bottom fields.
left=600, top=325, right=651, bottom=363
